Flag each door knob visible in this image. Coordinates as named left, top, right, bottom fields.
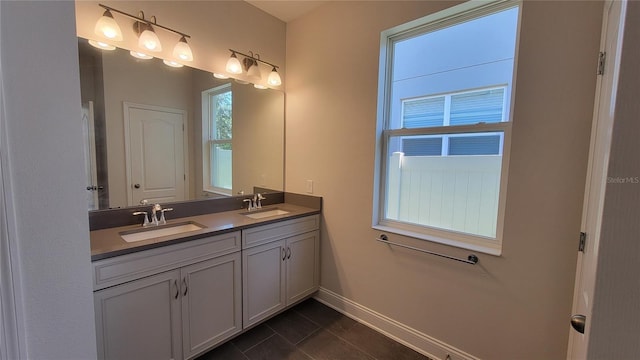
left=571, top=314, right=586, bottom=334
left=134, top=183, right=141, bottom=189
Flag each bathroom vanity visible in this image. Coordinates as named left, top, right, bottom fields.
left=90, top=195, right=320, bottom=360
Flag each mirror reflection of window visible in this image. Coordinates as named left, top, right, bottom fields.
left=203, top=84, right=232, bottom=195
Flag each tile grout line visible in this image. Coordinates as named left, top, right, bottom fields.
left=292, top=308, right=378, bottom=360
left=265, top=314, right=322, bottom=359
left=237, top=332, right=277, bottom=355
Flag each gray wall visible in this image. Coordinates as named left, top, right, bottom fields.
left=588, top=1, right=640, bottom=358
left=285, top=1, right=603, bottom=358
left=1, top=1, right=97, bottom=358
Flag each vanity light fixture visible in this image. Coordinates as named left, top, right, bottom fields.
left=136, top=19, right=162, bottom=52
left=246, top=60, right=261, bottom=80
left=225, top=51, right=243, bottom=74
left=253, top=84, right=268, bottom=90
left=92, top=4, right=193, bottom=61
left=267, top=67, right=282, bottom=86
left=243, top=52, right=261, bottom=81
left=94, top=8, right=123, bottom=42
left=173, top=36, right=193, bottom=62
left=226, top=49, right=281, bottom=86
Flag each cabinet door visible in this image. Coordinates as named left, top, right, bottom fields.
left=181, top=252, right=242, bottom=360
left=94, top=270, right=182, bottom=360
left=286, top=230, right=320, bottom=304
left=242, top=239, right=286, bottom=328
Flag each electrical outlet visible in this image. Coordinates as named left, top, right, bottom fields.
left=306, top=180, right=313, bottom=194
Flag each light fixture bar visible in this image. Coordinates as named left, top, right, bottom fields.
left=228, top=49, right=279, bottom=69
left=98, top=3, right=190, bottom=39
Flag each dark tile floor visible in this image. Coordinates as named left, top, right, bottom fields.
left=196, top=298, right=431, bottom=360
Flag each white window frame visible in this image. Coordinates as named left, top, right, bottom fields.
left=202, top=84, right=232, bottom=196
left=373, top=0, right=521, bottom=256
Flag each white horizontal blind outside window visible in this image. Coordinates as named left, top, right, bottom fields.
left=450, top=88, right=505, bottom=126
left=401, top=87, right=506, bottom=157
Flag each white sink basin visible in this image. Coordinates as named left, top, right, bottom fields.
left=243, top=209, right=290, bottom=219
left=120, top=222, right=206, bottom=243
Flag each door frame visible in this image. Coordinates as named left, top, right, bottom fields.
left=82, top=101, right=99, bottom=210
left=0, top=48, right=27, bottom=360
left=123, top=102, right=189, bottom=206
left=567, top=1, right=626, bottom=358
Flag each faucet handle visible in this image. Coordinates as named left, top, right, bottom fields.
left=243, top=198, right=254, bottom=211
left=256, top=193, right=266, bottom=208
left=159, top=208, right=173, bottom=225
left=133, top=211, right=150, bottom=227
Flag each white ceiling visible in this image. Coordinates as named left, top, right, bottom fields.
left=245, top=1, right=326, bottom=22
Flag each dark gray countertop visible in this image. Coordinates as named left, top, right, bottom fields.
left=90, top=203, right=320, bottom=261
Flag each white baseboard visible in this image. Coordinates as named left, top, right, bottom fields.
left=314, top=287, right=479, bottom=360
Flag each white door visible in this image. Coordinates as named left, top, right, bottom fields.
left=82, top=101, right=99, bottom=210
left=567, top=1, right=626, bottom=358
left=124, top=102, right=188, bottom=206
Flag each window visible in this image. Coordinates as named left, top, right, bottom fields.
left=374, top=1, right=520, bottom=255
left=202, top=84, right=232, bottom=195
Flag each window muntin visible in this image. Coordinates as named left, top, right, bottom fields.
left=202, top=84, right=232, bottom=195
left=375, top=1, right=520, bottom=255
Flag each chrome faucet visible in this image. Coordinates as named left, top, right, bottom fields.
left=243, top=197, right=256, bottom=211
left=133, top=203, right=173, bottom=227
left=151, top=203, right=162, bottom=225
left=243, top=194, right=266, bottom=211
left=159, top=207, right=173, bottom=225
left=133, top=211, right=151, bottom=227
left=256, top=193, right=266, bottom=209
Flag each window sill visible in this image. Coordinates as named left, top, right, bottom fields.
left=203, top=189, right=232, bottom=197
left=372, top=224, right=502, bottom=256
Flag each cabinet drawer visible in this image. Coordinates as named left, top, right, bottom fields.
left=242, top=215, right=320, bottom=248
left=93, top=231, right=240, bottom=291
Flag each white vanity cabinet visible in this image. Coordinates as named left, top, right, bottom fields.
left=180, top=252, right=242, bottom=359
left=93, top=231, right=242, bottom=360
left=94, top=269, right=182, bottom=360
left=241, top=215, right=320, bottom=328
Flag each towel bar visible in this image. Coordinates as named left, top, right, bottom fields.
left=376, top=234, right=478, bottom=265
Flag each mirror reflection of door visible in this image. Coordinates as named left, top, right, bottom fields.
left=124, top=102, right=188, bottom=206
left=82, top=101, right=99, bottom=210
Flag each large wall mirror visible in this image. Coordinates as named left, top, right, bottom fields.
left=78, top=38, right=284, bottom=210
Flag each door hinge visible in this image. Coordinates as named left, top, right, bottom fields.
left=578, top=232, right=587, bottom=252
left=597, top=51, right=606, bottom=75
